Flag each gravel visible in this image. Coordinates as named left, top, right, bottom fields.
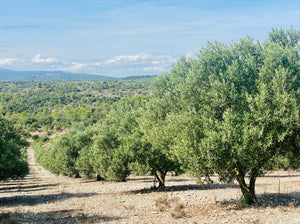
left=0, top=147, right=299, bottom=223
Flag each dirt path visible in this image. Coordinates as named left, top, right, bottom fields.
left=0, top=147, right=300, bottom=223
left=26, top=146, right=57, bottom=180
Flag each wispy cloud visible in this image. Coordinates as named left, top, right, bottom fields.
left=91, top=53, right=179, bottom=76
left=101, top=53, right=151, bottom=65
left=32, top=54, right=59, bottom=64
left=94, top=53, right=178, bottom=67
left=0, top=58, right=17, bottom=66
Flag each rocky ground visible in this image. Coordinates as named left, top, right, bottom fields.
left=0, top=146, right=299, bottom=224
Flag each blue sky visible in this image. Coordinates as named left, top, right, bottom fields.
left=0, top=0, right=299, bottom=77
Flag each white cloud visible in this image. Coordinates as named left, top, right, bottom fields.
left=102, top=53, right=151, bottom=65
left=151, top=60, right=161, bottom=65
left=90, top=53, right=180, bottom=76
left=61, top=62, right=87, bottom=72
left=0, top=52, right=182, bottom=77
left=0, top=58, right=17, bottom=66
left=32, top=54, right=59, bottom=64
left=94, top=53, right=178, bottom=67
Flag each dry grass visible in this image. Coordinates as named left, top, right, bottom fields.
left=288, top=201, right=296, bottom=208
left=170, top=202, right=186, bottom=219
left=155, top=195, right=186, bottom=219
left=155, top=196, right=170, bottom=212
left=122, top=204, right=135, bottom=210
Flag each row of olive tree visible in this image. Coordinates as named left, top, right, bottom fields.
left=0, top=116, right=29, bottom=180
left=35, top=28, right=299, bottom=204
left=34, top=95, right=181, bottom=186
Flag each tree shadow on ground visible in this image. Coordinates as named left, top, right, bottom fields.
left=126, top=177, right=154, bottom=183
left=167, top=178, right=197, bottom=183
left=0, top=192, right=97, bottom=207
left=126, top=177, right=192, bottom=183
left=0, top=209, right=122, bottom=224
left=0, top=183, right=59, bottom=193
left=218, top=192, right=300, bottom=210
left=0, top=177, right=43, bottom=186
left=261, top=174, right=300, bottom=178
left=125, top=183, right=239, bottom=195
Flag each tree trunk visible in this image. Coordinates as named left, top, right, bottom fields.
left=235, top=168, right=258, bottom=205
left=155, top=171, right=167, bottom=190
left=249, top=169, right=258, bottom=202
left=96, top=174, right=104, bottom=181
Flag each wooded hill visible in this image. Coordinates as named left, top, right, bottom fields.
left=0, top=68, right=156, bottom=82
left=0, top=81, right=150, bottom=132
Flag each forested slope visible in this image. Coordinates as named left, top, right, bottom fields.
left=0, top=81, right=150, bottom=132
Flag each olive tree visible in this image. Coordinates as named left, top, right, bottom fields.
left=90, top=96, right=147, bottom=182
left=35, top=122, right=96, bottom=177
left=154, top=28, right=299, bottom=204
left=0, top=117, right=29, bottom=180
left=137, top=98, right=183, bottom=189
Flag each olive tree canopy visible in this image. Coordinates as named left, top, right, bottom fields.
left=152, top=28, right=300, bottom=204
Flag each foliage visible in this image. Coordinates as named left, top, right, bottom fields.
left=120, top=75, right=157, bottom=84
left=35, top=95, right=149, bottom=181
left=0, top=117, right=29, bottom=180
left=151, top=28, right=300, bottom=203
left=0, top=81, right=150, bottom=131
left=35, top=123, right=96, bottom=176
left=137, top=98, right=183, bottom=189
left=87, top=96, right=149, bottom=181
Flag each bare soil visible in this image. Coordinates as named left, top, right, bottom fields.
left=0, top=147, right=299, bottom=224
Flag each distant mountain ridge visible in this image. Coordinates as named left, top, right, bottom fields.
left=0, top=68, right=118, bottom=81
